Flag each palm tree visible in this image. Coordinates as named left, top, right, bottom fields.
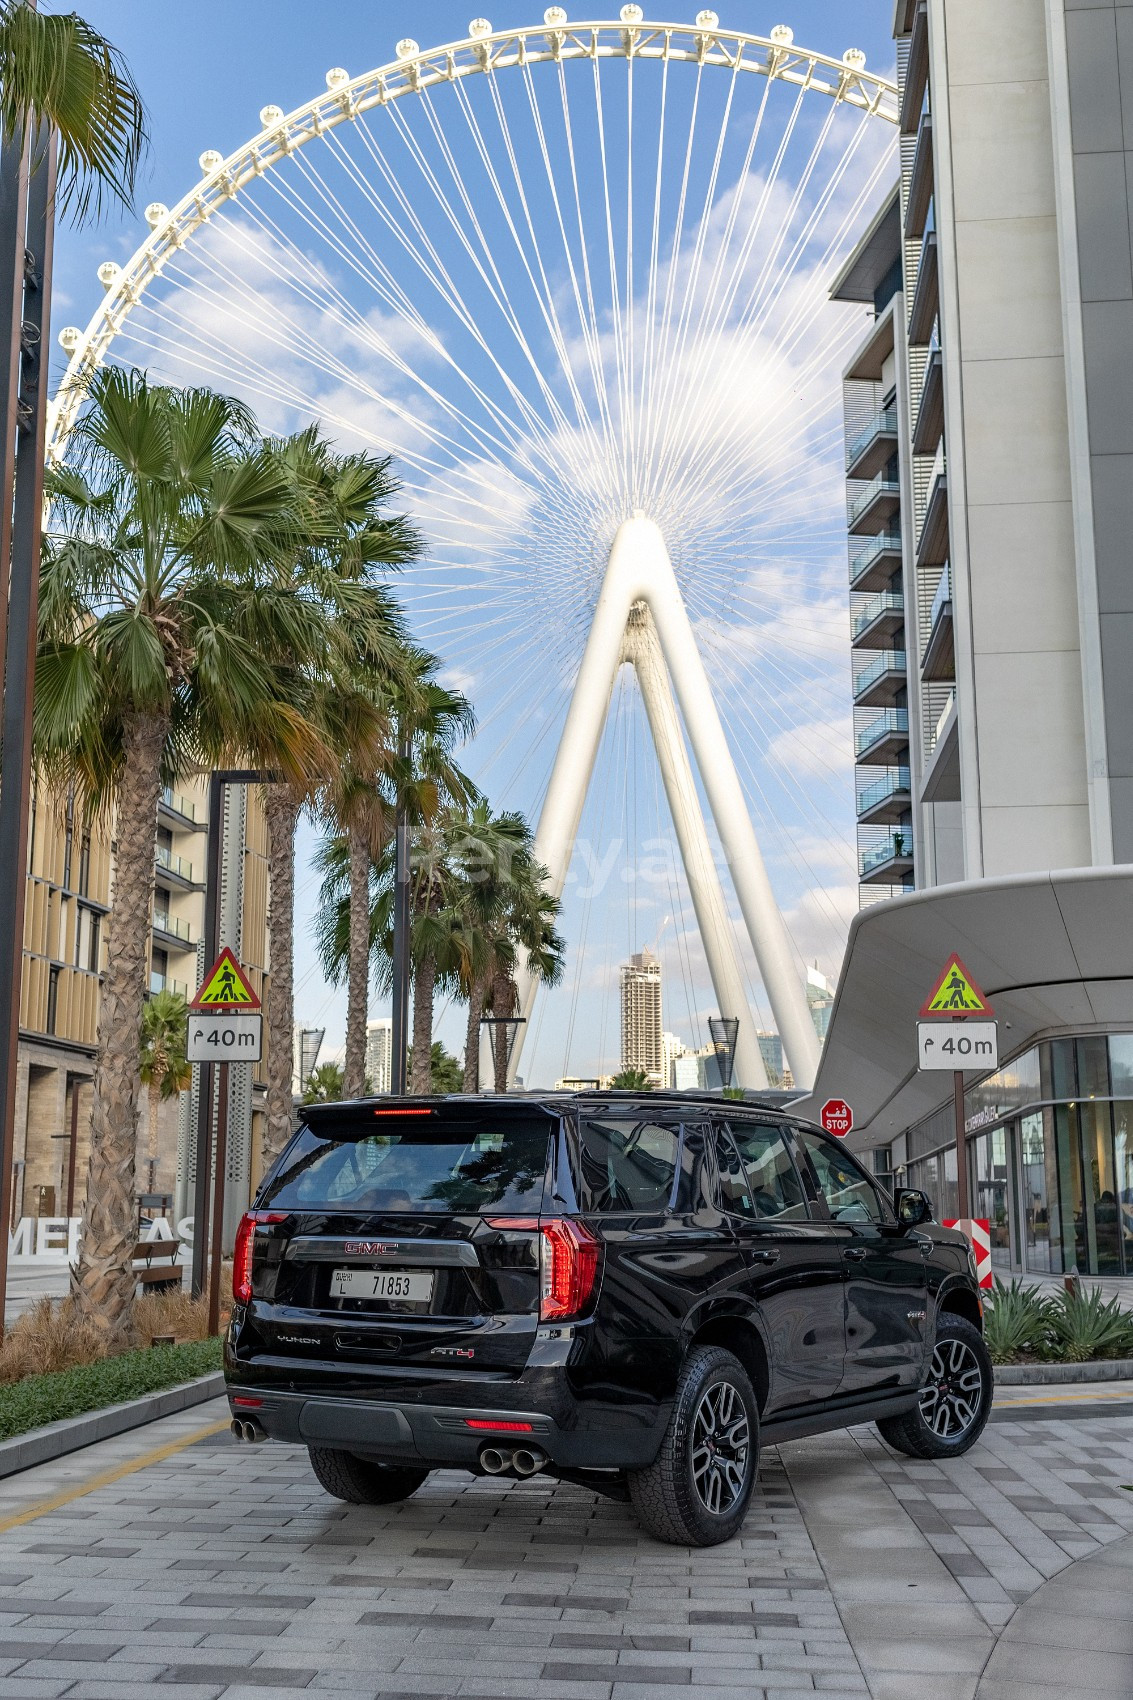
left=0, top=1, right=146, bottom=222
left=610, top=1068, right=652, bottom=1090
left=257, top=430, right=418, bottom=1162
left=301, top=1061, right=345, bottom=1105
left=450, top=803, right=539, bottom=1093
left=35, top=367, right=327, bottom=1339
left=138, top=988, right=190, bottom=1192
left=485, top=857, right=565, bottom=1092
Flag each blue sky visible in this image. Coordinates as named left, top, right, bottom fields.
left=53, top=4, right=900, bottom=1082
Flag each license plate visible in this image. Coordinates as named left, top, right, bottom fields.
left=330, top=1268, right=434, bottom=1303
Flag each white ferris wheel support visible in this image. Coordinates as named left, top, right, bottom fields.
left=513, top=514, right=821, bottom=1088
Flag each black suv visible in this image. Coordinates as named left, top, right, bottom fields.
left=225, top=1093, right=992, bottom=1546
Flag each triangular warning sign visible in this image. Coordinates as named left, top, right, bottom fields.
left=919, top=954, right=993, bottom=1018
left=190, top=946, right=260, bottom=1011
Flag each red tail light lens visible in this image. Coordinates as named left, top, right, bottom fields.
left=539, top=1218, right=601, bottom=1321
left=232, top=1210, right=288, bottom=1304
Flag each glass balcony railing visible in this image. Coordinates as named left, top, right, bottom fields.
left=929, top=562, right=951, bottom=628
left=153, top=909, right=192, bottom=943
left=856, top=708, right=909, bottom=756
left=155, top=845, right=193, bottom=881
left=149, top=972, right=188, bottom=998
left=860, top=833, right=913, bottom=876
left=845, top=407, right=898, bottom=471
left=853, top=650, right=906, bottom=698
left=848, top=472, right=901, bottom=526
left=851, top=591, right=904, bottom=640
left=857, top=768, right=912, bottom=815
left=849, top=530, right=902, bottom=587
left=160, top=786, right=196, bottom=822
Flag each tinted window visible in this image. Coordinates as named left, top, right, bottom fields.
left=262, top=1111, right=551, bottom=1214
left=719, top=1122, right=808, bottom=1221
left=576, top=1118, right=680, bottom=1212
left=795, top=1130, right=883, bottom=1224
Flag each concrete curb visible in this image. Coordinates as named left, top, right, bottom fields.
left=0, top=1370, right=225, bottom=1479
left=994, top=1357, right=1133, bottom=1384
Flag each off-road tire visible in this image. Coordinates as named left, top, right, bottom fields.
left=877, top=1314, right=993, bottom=1459
left=627, top=1346, right=759, bottom=1546
left=307, top=1447, right=430, bottom=1504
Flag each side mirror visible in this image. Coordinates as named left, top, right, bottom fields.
left=895, top=1187, right=933, bottom=1229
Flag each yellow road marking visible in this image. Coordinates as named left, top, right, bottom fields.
left=0, top=1415, right=231, bottom=1536
left=995, top=1386, right=1133, bottom=1408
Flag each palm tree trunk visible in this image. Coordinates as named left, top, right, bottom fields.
left=342, top=823, right=370, bottom=1098
left=491, top=968, right=513, bottom=1094
left=263, top=783, right=300, bottom=1166
left=462, top=969, right=488, bottom=1092
left=147, top=1078, right=160, bottom=1189
left=72, top=711, right=166, bottom=1338
left=411, top=954, right=436, bottom=1092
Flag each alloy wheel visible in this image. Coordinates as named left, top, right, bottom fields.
left=919, top=1337, right=984, bottom=1439
left=691, top=1381, right=750, bottom=1515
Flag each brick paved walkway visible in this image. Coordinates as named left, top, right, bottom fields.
left=0, top=1398, right=1131, bottom=1700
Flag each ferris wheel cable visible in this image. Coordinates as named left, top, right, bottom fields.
left=560, top=663, right=621, bottom=1077
left=588, top=49, right=632, bottom=504
left=632, top=46, right=671, bottom=483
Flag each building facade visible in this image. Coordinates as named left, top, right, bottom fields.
left=824, top=0, right=1133, bottom=1276
left=9, top=775, right=271, bottom=1247
left=365, top=1017, right=393, bottom=1095
left=619, top=949, right=663, bottom=1085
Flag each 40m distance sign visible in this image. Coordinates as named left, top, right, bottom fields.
left=188, top=1012, right=262, bottom=1063
left=917, top=1020, right=997, bottom=1072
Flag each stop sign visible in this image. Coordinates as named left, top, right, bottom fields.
left=821, top=1098, right=853, bottom=1138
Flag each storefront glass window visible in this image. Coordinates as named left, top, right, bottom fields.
left=1077, top=1037, right=1110, bottom=1101
left=1020, top=1112, right=1053, bottom=1272
left=1114, top=1102, right=1133, bottom=1277
left=1081, top=1101, right=1121, bottom=1275
left=1043, top=1038, right=1076, bottom=1103
left=1108, top=1036, right=1133, bottom=1097
left=972, top=1127, right=1012, bottom=1268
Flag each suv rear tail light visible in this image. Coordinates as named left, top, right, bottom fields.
left=233, top=1211, right=288, bottom=1303
left=539, top=1218, right=601, bottom=1321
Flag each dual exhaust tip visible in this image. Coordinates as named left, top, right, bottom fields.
left=230, top=1417, right=266, bottom=1443
left=479, top=1443, right=546, bottom=1477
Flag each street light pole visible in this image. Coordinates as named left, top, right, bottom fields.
left=390, top=728, right=410, bottom=1095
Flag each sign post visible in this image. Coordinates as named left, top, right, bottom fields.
left=188, top=949, right=262, bottom=1334
left=918, top=954, right=994, bottom=1223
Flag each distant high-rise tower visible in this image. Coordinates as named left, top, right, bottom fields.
left=366, top=1017, right=393, bottom=1095
left=620, top=950, right=663, bottom=1085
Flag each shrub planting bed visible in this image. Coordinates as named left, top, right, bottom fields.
left=983, top=1279, right=1133, bottom=1365
left=0, top=1337, right=223, bottom=1442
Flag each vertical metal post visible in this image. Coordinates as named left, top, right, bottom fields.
left=390, top=730, right=410, bottom=1095
left=65, top=1075, right=79, bottom=1221
left=0, top=124, right=54, bottom=1336
left=0, top=128, right=29, bottom=671
left=191, top=774, right=224, bottom=1298
left=953, top=1069, right=969, bottom=1220
left=207, top=1059, right=229, bottom=1337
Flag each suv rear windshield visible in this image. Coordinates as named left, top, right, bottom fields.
left=261, top=1109, right=553, bottom=1214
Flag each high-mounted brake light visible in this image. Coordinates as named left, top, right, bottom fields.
left=232, top=1210, right=288, bottom=1304
left=539, top=1218, right=601, bottom=1322
left=373, top=1107, right=434, bottom=1116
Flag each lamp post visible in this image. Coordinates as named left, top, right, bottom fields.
left=390, top=728, right=411, bottom=1095
left=480, top=1016, right=526, bottom=1091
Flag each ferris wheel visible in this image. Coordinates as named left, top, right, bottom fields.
left=50, top=10, right=898, bottom=1090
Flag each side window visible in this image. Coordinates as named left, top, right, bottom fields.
left=577, top=1118, right=681, bottom=1212
left=722, top=1122, right=808, bottom=1222
left=795, top=1130, right=884, bottom=1224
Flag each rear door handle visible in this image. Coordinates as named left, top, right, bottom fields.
left=746, top=1247, right=781, bottom=1264
left=844, top=1247, right=868, bottom=1262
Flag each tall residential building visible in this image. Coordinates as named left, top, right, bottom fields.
left=293, top=1025, right=325, bottom=1096
left=835, top=0, right=1133, bottom=895
left=365, top=1017, right=393, bottom=1095
left=756, top=1031, right=784, bottom=1088
left=10, top=776, right=270, bottom=1242
left=806, top=966, right=835, bottom=1042
left=619, top=950, right=663, bottom=1085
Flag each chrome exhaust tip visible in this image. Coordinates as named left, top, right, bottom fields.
left=231, top=1417, right=266, bottom=1442
left=511, top=1447, right=546, bottom=1477
left=479, top=1446, right=508, bottom=1474
left=230, top=1418, right=243, bottom=1440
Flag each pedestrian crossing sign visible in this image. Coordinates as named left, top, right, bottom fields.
left=190, top=946, right=261, bottom=1011
left=919, top=954, right=993, bottom=1018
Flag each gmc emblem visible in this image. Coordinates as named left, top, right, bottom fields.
left=343, top=1241, right=393, bottom=1255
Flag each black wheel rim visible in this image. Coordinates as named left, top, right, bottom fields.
left=691, top=1381, right=750, bottom=1515
left=919, top=1337, right=984, bottom=1440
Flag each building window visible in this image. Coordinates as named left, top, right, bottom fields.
left=88, top=912, right=100, bottom=974
left=46, top=967, right=60, bottom=1036
left=78, top=832, right=91, bottom=898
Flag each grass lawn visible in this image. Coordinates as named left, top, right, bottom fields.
left=0, top=1337, right=223, bottom=1442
